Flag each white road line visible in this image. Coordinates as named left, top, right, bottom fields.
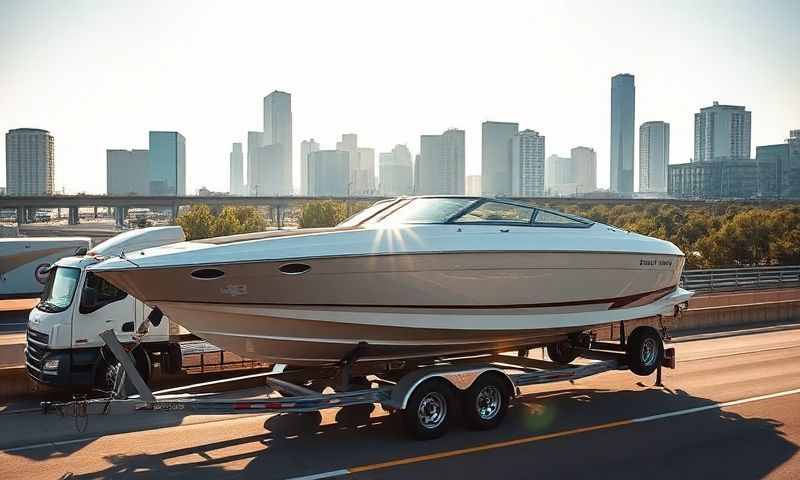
left=2, top=436, right=100, bottom=453
left=281, top=386, right=800, bottom=480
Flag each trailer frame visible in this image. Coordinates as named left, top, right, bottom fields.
left=41, top=322, right=676, bottom=439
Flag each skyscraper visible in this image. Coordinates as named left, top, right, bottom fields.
left=379, top=144, right=413, bottom=195
left=610, top=74, right=635, bottom=193
left=307, top=150, right=349, bottom=196
left=417, top=129, right=465, bottom=194
left=511, top=129, right=545, bottom=196
left=5, top=128, right=55, bottom=195
left=300, top=139, right=320, bottom=195
left=263, top=91, right=292, bottom=194
left=336, top=134, right=374, bottom=194
left=466, top=175, right=481, bottom=196
left=693, top=101, right=751, bottom=162
left=148, top=131, right=185, bottom=196
left=107, top=149, right=148, bottom=195
left=247, top=131, right=263, bottom=194
left=639, top=121, right=670, bottom=193
left=251, top=144, right=284, bottom=196
left=481, top=121, right=519, bottom=195
left=545, top=154, right=575, bottom=196
left=229, top=143, right=244, bottom=195
left=570, top=146, right=597, bottom=194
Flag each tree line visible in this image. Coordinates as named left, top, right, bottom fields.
left=176, top=201, right=800, bottom=269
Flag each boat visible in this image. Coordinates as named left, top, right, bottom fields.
left=88, top=196, right=693, bottom=366
left=0, top=237, right=92, bottom=298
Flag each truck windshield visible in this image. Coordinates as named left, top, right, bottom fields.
left=38, top=267, right=81, bottom=313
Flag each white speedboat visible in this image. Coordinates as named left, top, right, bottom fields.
left=89, top=197, right=692, bottom=366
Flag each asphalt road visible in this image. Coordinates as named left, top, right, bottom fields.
left=0, top=329, right=798, bottom=480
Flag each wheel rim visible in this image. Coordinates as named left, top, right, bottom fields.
left=475, top=385, right=502, bottom=420
left=640, top=338, right=658, bottom=366
left=417, top=391, right=447, bottom=429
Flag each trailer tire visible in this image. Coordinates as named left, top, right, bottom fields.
left=626, top=327, right=664, bottom=376
left=461, top=373, right=510, bottom=430
left=546, top=341, right=579, bottom=365
left=402, top=379, right=454, bottom=440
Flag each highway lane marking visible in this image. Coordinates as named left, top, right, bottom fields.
left=284, top=387, right=800, bottom=480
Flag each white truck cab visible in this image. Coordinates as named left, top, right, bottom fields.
left=26, top=226, right=187, bottom=389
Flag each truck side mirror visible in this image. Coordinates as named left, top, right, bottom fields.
left=81, top=286, right=98, bottom=309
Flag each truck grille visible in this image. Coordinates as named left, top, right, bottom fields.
left=26, top=328, right=49, bottom=373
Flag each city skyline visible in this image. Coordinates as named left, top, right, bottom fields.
left=1, top=1, right=798, bottom=194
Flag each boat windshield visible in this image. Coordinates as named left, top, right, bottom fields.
left=337, top=199, right=401, bottom=227
left=37, top=267, right=81, bottom=313
left=367, top=197, right=477, bottom=225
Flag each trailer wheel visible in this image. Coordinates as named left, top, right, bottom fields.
left=402, top=379, right=453, bottom=440
left=461, top=373, right=510, bottom=430
left=626, top=327, right=664, bottom=376
left=546, top=341, right=579, bottom=365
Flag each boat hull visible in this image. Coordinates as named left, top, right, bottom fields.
left=154, top=285, right=692, bottom=365
left=96, top=250, right=688, bottom=366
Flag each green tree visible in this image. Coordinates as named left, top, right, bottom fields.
left=177, top=205, right=214, bottom=240
left=178, top=205, right=268, bottom=240
left=298, top=200, right=347, bottom=228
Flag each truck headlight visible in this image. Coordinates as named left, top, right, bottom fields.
left=43, top=359, right=60, bottom=370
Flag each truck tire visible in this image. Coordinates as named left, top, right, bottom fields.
left=547, top=341, right=579, bottom=365
left=461, top=373, right=510, bottom=430
left=402, top=379, right=454, bottom=440
left=626, top=327, right=664, bottom=376
left=94, top=348, right=151, bottom=394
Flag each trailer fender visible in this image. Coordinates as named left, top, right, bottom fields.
left=383, top=366, right=516, bottom=411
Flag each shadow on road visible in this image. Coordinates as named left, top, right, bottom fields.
left=15, top=385, right=796, bottom=479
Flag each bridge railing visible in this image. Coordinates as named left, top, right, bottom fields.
left=681, top=265, right=800, bottom=293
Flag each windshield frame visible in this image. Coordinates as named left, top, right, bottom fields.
left=360, top=196, right=594, bottom=228
left=37, top=266, right=82, bottom=313
left=336, top=198, right=406, bottom=228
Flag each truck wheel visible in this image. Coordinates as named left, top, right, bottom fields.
left=461, top=373, right=510, bottom=430
left=547, top=341, right=579, bottom=364
left=402, top=379, right=454, bottom=440
left=94, top=349, right=151, bottom=395
left=626, top=327, right=664, bottom=376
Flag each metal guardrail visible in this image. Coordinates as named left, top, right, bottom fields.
left=681, top=265, right=800, bottom=293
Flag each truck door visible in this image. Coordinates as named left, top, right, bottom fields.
left=72, top=272, right=135, bottom=347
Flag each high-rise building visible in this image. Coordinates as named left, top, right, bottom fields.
left=481, top=121, right=519, bottom=195
left=610, top=74, right=635, bottom=193
left=107, top=149, right=148, bottom=195
left=251, top=144, right=284, bottom=196
left=379, top=145, right=413, bottom=196
left=417, top=129, right=465, bottom=195
left=356, top=147, right=376, bottom=194
left=246, top=131, right=263, bottom=194
left=262, top=91, right=292, bottom=194
left=570, top=146, right=597, bottom=194
left=545, top=154, right=576, bottom=196
left=5, top=128, right=55, bottom=195
left=510, top=129, right=545, bottom=196
left=148, top=131, right=185, bottom=196
left=466, top=175, right=481, bottom=196
left=693, top=101, right=751, bottom=162
left=229, top=143, right=244, bottom=195
left=639, top=121, right=670, bottom=193
left=300, top=139, right=320, bottom=195
left=308, top=150, right=350, bottom=196
left=335, top=134, right=375, bottom=194
left=756, top=129, right=800, bottom=198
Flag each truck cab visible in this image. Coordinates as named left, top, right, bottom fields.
left=26, top=226, right=186, bottom=388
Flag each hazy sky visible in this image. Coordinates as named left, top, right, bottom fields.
left=1, top=0, right=798, bottom=194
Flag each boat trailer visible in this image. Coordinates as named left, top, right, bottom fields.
left=41, top=322, right=676, bottom=439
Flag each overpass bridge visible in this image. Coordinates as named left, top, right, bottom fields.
left=0, top=194, right=795, bottom=226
